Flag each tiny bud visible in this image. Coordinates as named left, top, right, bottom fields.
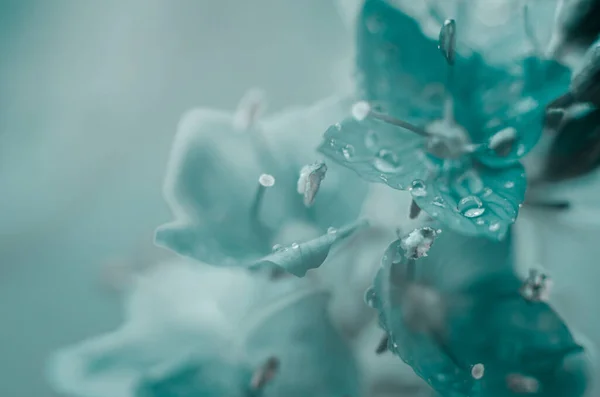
left=471, top=363, right=485, bottom=379
left=400, top=227, right=439, bottom=260
left=438, top=19, right=457, bottom=65
left=297, top=161, right=327, bottom=207
left=506, top=373, right=540, bottom=394
left=250, top=357, right=280, bottom=390
left=520, top=269, right=553, bottom=302
left=351, top=101, right=371, bottom=121
left=258, top=173, right=276, bottom=187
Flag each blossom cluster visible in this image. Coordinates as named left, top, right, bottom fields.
left=47, top=0, right=600, bottom=396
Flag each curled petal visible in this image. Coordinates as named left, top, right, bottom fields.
left=251, top=220, right=368, bottom=277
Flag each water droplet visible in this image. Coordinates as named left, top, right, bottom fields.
left=342, top=144, right=355, bottom=160
left=291, top=242, right=299, bottom=249
left=271, top=244, right=283, bottom=252
left=364, top=287, right=377, bottom=307
left=410, top=179, right=427, bottom=197
left=334, top=123, right=342, bottom=131
left=516, top=144, right=526, bottom=156
left=373, top=149, right=402, bottom=173
left=489, top=222, right=500, bottom=232
left=504, top=181, right=515, bottom=188
left=471, top=363, right=485, bottom=379
left=476, top=218, right=485, bottom=225
left=327, top=227, right=337, bottom=234
left=432, top=196, right=445, bottom=207
left=458, top=196, right=485, bottom=218
left=365, top=130, right=379, bottom=150
left=482, top=187, right=493, bottom=197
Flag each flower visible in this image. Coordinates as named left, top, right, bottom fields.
left=368, top=227, right=590, bottom=397
left=47, top=261, right=361, bottom=397
left=318, top=0, right=571, bottom=240
left=154, top=92, right=368, bottom=274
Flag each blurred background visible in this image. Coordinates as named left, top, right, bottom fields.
left=0, top=1, right=350, bottom=395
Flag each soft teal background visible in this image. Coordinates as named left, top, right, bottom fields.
left=0, top=1, right=350, bottom=396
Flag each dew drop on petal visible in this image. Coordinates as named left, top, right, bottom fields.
left=489, top=222, right=500, bottom=232
left=342, top=144, right=355, bottom=160
left=476, top=218, right=485, bottom=225
left=352, top=101, right=371, bottom=121
left=373, top=149, right=403, bottom=173
left=504, top=181, right=515, bottom=188
left=291, top=242, right=299, bottom=249
left=432, top=196, right=446, bottom=207
left=272, top=244, right=284, bottom=252
left=327, top=226, right=337, bottom=234
left=458, top=196, right=485, bottom=218
left=471, top=363, right=485, bottom=379
left=410, top=179, right=428, bottom=197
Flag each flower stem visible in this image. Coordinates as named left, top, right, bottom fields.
left=250, top=174, right=276, bottom=223
left=368, top=111, right=431, bottom=137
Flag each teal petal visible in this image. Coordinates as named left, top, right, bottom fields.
left=156, top=100, right=368, bottom=266
left=410, top=164, right=526, bottom=240
left=477, top=60, right=571, bottom=169
left=371, top=230, right=590, bottom=397
left=318, top=116, right=432, bottom=190
left=135, top=354, right=254, bottom=397
left=357, top=0, right=499, bottom=133
left=244, top=288, right=360, bottom=397
left=155, top=109, right=289, bottom=264
left=250, top=220, right=368, bottom=277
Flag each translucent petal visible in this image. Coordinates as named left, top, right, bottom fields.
left=134, top=354, right=253, bottom=397
left=411, top=164, right=526, bottom=240
left=156, top=99, right=367, bottom=265
left=250, top=220, right=368, bottom=277
left=244, top=288, right=361, bottom=397
left=48, top=262, right=360, bottom=397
